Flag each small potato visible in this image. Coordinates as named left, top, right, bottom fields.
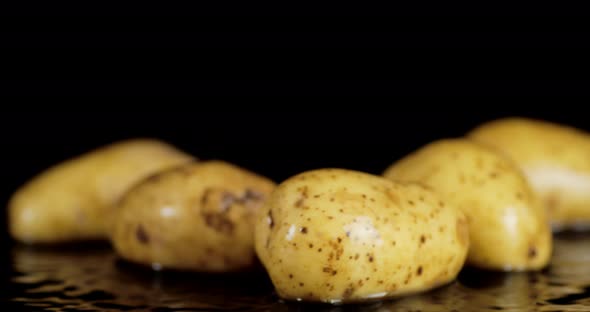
left=9, top=139, right=194, bottom=244
left=468, top=117, right=590, bottom=230
left=255, top=168, right=468, bottom=304
left=111, top=161, right=276, bottom=272
left=383, top=139, right=552, bottom=271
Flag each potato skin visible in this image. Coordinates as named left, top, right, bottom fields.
left=111, top=161, right=276, bottom=272
left=383, top=139, right=552, bottom=271
left=8, top=139, right=194, bottom=244
left=468, top=117, right=590, bottom=230
left=255, top=168, right=468, bottom=304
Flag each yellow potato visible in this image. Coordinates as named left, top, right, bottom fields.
left=383, top=138, right=552, bottom=271
left=9, top=139, right=194, bottom=244
left=468, top=117, right=590, bottom=230
left=255, top=168, right=468, bottom=304
left=111, top=161, right=276, bottom=272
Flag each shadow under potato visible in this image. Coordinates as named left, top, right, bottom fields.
left=113, top=256, right=274, bottom=296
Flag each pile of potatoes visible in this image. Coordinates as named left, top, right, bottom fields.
left=8, top=117, right=590, bottom=305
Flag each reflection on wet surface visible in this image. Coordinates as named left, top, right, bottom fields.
left=4, top=233, right=590, bottom=311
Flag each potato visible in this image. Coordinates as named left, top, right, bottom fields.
left=383, top=138, right=552, bottom=271
left=111, top=161, right=276, bottom=272
left=9, top=139, right=194, bottom=244
left=468, top=117, right=590, bottom=230
left=254, top=168, right=468, bottom=304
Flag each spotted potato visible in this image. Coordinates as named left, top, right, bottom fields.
left=468, top=117, right=590, bottom=230
left=111, top=161, right=276, bottom=272
left=255, top=168, right=469, bottom=304
left=9, top=139, right=194, bottom=244
left=383, top=139, right=552, bottom=271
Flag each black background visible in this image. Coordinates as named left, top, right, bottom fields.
left=1, top=110, right=589, bottom=245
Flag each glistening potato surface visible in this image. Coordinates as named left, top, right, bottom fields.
left=255, top=168, right=469, bottom=304
left=383, top=138, right=552, bottom=271
left=111, top=161, right=276, bottom=272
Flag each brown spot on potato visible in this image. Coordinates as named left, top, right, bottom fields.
left=408, top=200, right=415, bottom=206
left=417, top=266, right=423, bottom=276
left=308, top=243, right=314, bottom=248
left=199, top=186, right=265, bottom=235
left=289, top=274, right=293, bottom=279
left=323, top=267, right=338, bottom=276
left=143, top=172, right=162, bottom=184
left=202, top=212, right=234, bottom=235
left=136, top=225, right=149, bottom=244
left=301, top=227, right=308, bottom=234
left=295, top=197, right=304, bottom=208
left=528, top=246, right=537, bottom=259
left=318, top=248, right=322, bottom=252
left=301, top=186, right=309, bottom=198
left=342, top=285, right=355, bottom=299
left=244, top=188, right=264, bottom=201
left=268, top=211, right=274, bottom=229
left=385, top=189, right=401, bottom=205
left=299, top=282, right=304, bottom=287
left=404, top=272, right=412, bottom=285
left=420, top=235, right=426, bottom=244
left=489, top=172, right=498, bottom=179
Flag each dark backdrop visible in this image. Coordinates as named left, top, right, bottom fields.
left=1, top=110, right=587, bottom=245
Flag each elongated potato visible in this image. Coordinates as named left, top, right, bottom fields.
left=111, top=161, right=276, bottom=272
left=9, top=139, right=194, bottom=244
left=383, top=139, right=552, bottom=271
left=468, top=117, right=590, bottom=230
left=255, top=168, right=469, bottom=304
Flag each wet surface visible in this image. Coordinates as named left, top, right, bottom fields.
left=3, top=233, right=590, bottom=311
